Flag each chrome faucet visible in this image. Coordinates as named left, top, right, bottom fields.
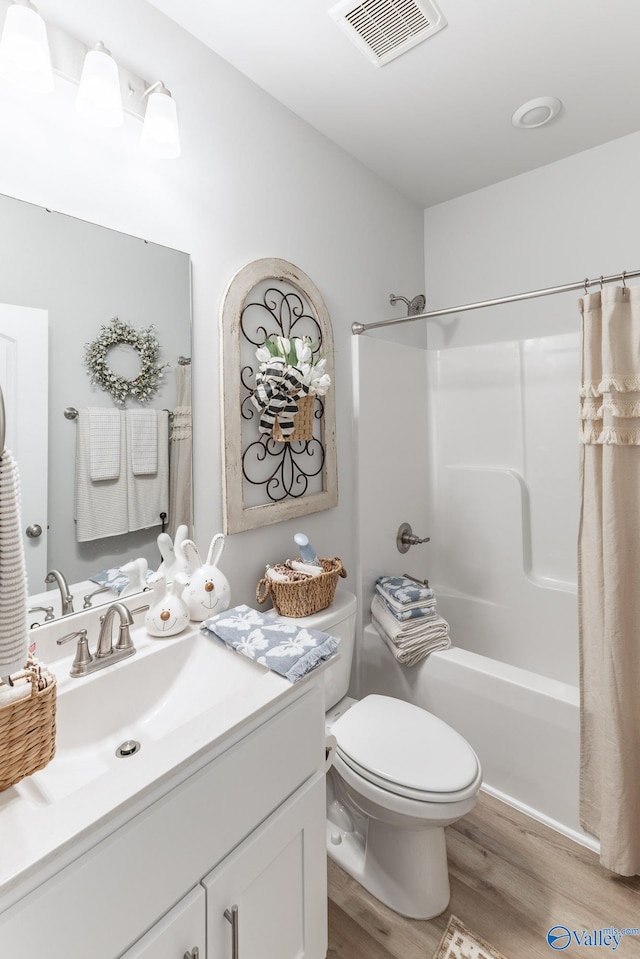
left=45, top=569, right=74, bottom=615
left=96, top=602, right=135, bottom=658
left=57, top=602, right=136, bottom=678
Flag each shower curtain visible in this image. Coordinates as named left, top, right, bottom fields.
left=578, top=284, right=640, bottom=876
left=168, top=362, right=193, bottom=538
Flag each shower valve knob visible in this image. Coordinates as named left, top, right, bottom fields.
left=396, top=522, right=430, bottom=554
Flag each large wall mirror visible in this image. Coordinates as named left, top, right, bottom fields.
left=0, top=193, right=192, bottom=617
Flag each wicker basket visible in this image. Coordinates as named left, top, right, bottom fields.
left=0, top=671, right=57, bottom=791
left=272, top=394, right=315, bottom=443
left=256, top=557, right=347, bottom=618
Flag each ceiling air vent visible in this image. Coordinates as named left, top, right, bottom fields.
left=330, top=0, right=447, bottom=67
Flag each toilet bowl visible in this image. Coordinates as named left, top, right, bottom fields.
left=270, top=589, right=482, bottom=919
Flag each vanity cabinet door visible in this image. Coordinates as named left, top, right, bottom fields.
left=119, top=885, right=206, bottom=959
left=203, top=773, right=327, bottom=959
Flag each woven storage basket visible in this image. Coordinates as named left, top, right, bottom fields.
left=272, top=393, right=315, bottom=443
left=256, top=557, right=347, bottom=618
left=0, top=672, right=57, bottom=791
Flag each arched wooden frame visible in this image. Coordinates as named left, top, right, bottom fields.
left=220, top=258, right=338, bottom=534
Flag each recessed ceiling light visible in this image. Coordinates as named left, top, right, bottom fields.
left=511, top=96, right=562, bottom=129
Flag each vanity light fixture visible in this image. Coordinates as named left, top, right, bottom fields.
left=0, top=0, right=53, bottom=94
left=76, top=42, right=123, bottom=128
left=141, top=81, right=180, bottom=159
left=0, top=0, right=181, bottom=157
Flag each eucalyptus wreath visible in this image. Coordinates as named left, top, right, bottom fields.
left=84, top=317, right=166, bottom=405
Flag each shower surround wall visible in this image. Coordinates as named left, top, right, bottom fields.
left=357, top=330, right=587, bottom=843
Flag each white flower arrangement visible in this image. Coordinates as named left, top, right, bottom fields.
left=255, top=334, right=331, bottom=396
left=84, top=317, right=167, bottom=405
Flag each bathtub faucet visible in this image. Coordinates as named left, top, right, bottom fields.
left=396, top=522, right=430, bottom=555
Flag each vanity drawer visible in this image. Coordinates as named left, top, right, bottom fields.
left=0, top=686, right=325, bottom=959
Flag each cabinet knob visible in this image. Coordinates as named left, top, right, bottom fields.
left=26, top=523, right=43, bottom=538
left=183, top=949, right=199, bottom=959
left=224, top=904, right=239, bottom=959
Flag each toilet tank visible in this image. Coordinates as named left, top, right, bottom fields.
left=269, top=589, right=357, bottom=710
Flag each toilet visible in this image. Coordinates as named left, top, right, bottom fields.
left=271, top=588, right=482, bottom=919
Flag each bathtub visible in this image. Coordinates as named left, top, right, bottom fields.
left=360, top=623, right=597, bottom=851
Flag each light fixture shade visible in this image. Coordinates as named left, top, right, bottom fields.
left=0, top=0, right=53, bottom=94
left=76, top=42, right=123, bottom=128
left=141, top=86, right=180, bottom=159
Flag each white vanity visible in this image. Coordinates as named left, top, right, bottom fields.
left=0, top=601, right=328, bottom=959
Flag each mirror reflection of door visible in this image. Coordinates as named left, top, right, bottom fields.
left=0, top=304, right=48, bottom=589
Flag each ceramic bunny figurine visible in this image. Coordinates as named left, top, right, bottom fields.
left=119, top=557, right=149, bottom=597
left=156, top=524, right=189, bottom=582
left=144, top=572, right=190, bottom=636
left=180, top=532, right=231, bottom=622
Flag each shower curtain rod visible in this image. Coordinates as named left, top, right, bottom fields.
left=351, top=268, right=640, bottom=335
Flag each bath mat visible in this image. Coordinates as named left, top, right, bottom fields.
left=433, top=915, right=509, bottom=959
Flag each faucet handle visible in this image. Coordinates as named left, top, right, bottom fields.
left=57, top=629, right=93, bottom=674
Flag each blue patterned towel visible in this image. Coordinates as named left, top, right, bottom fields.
left=376, top=591, right=437, bottom=622
left=376, top=575, right=435, bottom=613
left=90, top=567, right=130, bottom=594
left=201, top=605, right=339, bottom=683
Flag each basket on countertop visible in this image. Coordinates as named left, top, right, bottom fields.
left=0, top=663, right=57, bottom=792
left=256, top=557, right=347, bottom=618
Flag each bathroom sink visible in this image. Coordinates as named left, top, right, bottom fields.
left=14, top=626, right=270, bottom=807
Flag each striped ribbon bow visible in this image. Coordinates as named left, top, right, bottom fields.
left=251, top=358, right=310, bottom=438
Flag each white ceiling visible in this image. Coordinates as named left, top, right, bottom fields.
left=146, top=0, right=640, bottom=207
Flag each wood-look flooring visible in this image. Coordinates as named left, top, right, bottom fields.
left=327, top=791, right=640, bottom=959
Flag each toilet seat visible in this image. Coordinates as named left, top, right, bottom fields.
left=331, top=694, right=480, bottom=802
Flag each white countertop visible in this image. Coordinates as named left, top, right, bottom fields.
left=0, top=603, right=310, bottom=912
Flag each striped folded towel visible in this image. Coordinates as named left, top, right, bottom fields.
left=371, top=596, right=451, bottom=667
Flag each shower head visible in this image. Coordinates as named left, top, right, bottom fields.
left=389, top=293, right=426, bottom=316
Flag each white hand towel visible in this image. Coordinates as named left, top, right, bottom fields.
left=88, top=407, right=121, bottom=480
left=75, top=409, right=129, bottom=542
left=126, top=410, right=169, bottom=532
left=0, top=448, right=28, bottom=676
left=127, top=409, right=158, bottom=475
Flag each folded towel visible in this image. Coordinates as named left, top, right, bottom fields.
left=127, top=409, right=158, bottom=475
left=201, top=604, right=339, bottom=683
left=371, top=595, right=438, bottom=640
left=373, top=615, right=451, bottom=667
left=90, top=566, right=130, bottom=594
left=75, top=409, right=129, bottom=542
left=88, top=408, right=121, bottom=481
left=371, top=605, right=451, bottom=667
left=126, top=410, right=169, bottom=532
left=376, top=590, right=437, bottom=622
left=376, top=575, right=435, bottom=613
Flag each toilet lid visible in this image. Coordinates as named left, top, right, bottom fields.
left=331, top=694, right=479, bottom=796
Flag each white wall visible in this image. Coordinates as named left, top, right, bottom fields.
left=422, top=131, right=640, bottom=685
left=0, top=0, right=424, bottom=606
